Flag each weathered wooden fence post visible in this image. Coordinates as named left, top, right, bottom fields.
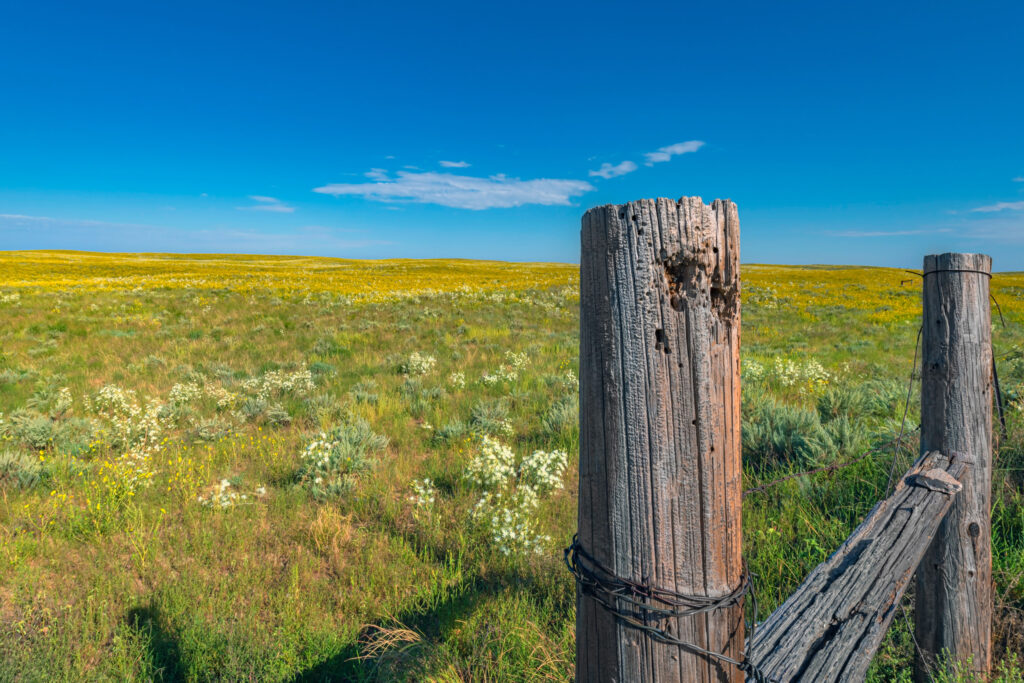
left=914, top=253, right=993, bottom=681
left=575, top=197, right=742, bottom=682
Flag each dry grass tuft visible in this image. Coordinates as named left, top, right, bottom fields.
left=307, top=507, right=357, bottom=574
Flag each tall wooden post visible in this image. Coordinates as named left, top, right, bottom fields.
left=914, top=253, right=993, bottom=681
left=576, top=197, right=742, bottom=682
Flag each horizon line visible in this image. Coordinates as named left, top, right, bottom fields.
left=2, top=249, right=1021, bottom=274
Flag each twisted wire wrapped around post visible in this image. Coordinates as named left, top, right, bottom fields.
left=564, top=535, right=775, bottom=683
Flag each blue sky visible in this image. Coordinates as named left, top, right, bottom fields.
left=1, top=1, right=1022, bottom=267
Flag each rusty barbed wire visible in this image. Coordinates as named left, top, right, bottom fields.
left=564, top=534, right=777, bottom=683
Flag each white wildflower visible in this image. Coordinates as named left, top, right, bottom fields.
left=466, top=435, right=516, bottom=489
left=772, top=357, right=832, bottom=393
left=53, top=387, right=73, bottom=415
left=505, top=351, right=529, bottom=370
left=409, top=478, right=436, bottom=508
left=519, top=448, right=568, bottom=495
left=472, top=487, right=550, bottom=556
left=742, top=359, right=765, bottom=382
left=169, top=382, right=203, bottom=406
left=402, top=352, right=437, bottom=375
left=241, top=365, right=315, bottom=400
left=92, top=384, right=167, bottom=489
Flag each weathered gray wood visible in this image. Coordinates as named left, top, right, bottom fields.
left=915, top=253, right=993, bottom=681
left=747, top=451, right=970, bottom=683
left=577, top=197, right=742, bottom=682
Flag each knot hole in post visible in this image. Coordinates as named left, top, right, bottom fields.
left=655, top=328, right=671, bottom=354
left=663, top=253, right=697, bottom=312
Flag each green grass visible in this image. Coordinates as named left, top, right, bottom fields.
left=0, top=253, right=1022, bottom=681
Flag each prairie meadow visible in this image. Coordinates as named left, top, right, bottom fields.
left=1, top=251, right=1023, bottom=681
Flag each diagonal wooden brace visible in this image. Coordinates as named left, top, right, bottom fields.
left=746, top=451, right=970, bottom=682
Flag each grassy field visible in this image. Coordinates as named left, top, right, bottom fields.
left=1, top=250, right=1023, bottom=681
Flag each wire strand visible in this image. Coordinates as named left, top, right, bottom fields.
left=564, top=535, right=777, bottom=682
left=921, top=268, right=992, bottom=278
left=885, top=324, right=923, bottom=496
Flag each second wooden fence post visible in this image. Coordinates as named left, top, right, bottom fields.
left=914, top=252, right=993, bottom=681
left=576, top=197, right=743, bottom=682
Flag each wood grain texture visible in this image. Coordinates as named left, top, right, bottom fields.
left=914, top=253, right=993, bottom=681
left=747, top=451, right=970, bottom=682
left=577, top=197, right=742, bottom=682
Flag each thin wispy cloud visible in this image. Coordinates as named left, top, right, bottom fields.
left=971, top=201, right=1024, bottom=213
left=830, top=228, right=953, bottom=237
left=1, top=213, right=43, bottom=221
left=959, top=215, right=1024, bottom=245
left=644, top=140, right=704, bottom=166
left=439, top=160, right=471, bottom=168
left=1014, top=177, right=1024, bottom=182
left=589, top=161, right=638, bottom=179
left=313, top=170, right=594, bottom=210
left=237, top=195, right=295, bottom=213
left=0, top=213, right=386, bottom=252
left=297, top=224, right=367, bottom=234
left=0, top=213, right=156, bottom=229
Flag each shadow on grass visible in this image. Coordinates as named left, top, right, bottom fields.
left=126, top=603, right=186, bottom=682
left=291, top=641, right=363, bottom=683
left=292, top=530, right=564, bottom=683
left=115, top=506, right=568, bottom=682
left=292, top=573, right=509, bottom=683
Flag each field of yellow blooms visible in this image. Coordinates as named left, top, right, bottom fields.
left=1, top=250, right=1023, bottom=681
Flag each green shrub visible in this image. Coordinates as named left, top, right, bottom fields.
left=312, top=336, right=350, bottom=358
left=816, top=384, right=872, bottom=422
left=53, top=417, right=99, bottom=456
left=5, top=410, right=55, bottom=450
left=0, top=369, right=23, bottom=384
left=860, top=378, right=907, bottom=418
left=349, top=380, right=379, bottom=405
left=297, top=419, right=389, bottom=498
left=304, top=393, right=344, bottom=422
left=193, top=417, right=232, bottom=442
left=210, top=362, right=235, bottom=381
left=399, top=377, right=422, bottom=399
left=541, top=396, right=577, bottom=440
left=432, top=419, right=468, bottom=446
left=308, top=361, right=335, bottom=377
left=401, top=379, right=445, bottom=417
left=822, top=414, right=870, bottom=458
left=264, top=403, right=292, bottom=427
left=240, top=397, right=268, bottom=421
left=0, top=449, right=45, bottom=489
left=742, top=398, right=831, bottom=469
left=470, top=398, right=512, bottom=437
